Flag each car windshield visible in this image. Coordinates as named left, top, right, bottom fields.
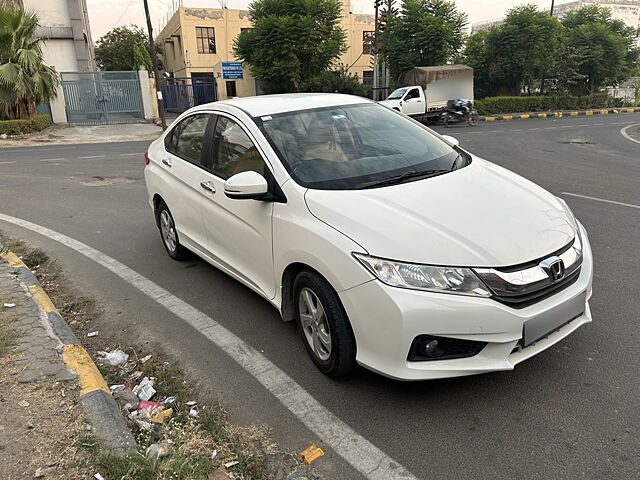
left=386, top=88, right=408, bottom=100
left=255, top=103, right=469, bottom=190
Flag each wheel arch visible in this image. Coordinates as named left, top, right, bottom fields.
left=152, top=194, right=166, bottom=227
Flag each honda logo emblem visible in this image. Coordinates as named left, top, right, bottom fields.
left=540, top=256, right=565, bottom=281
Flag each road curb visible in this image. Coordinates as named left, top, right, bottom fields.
left=0, top=249, right=137, bottom=456
left=479, top=107, right=640, bottom=122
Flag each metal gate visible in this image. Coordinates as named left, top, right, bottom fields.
left=161, top=77, right=217, bottom=113
left=61, top=71, right=144, bottom=125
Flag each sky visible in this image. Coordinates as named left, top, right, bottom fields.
left=86, top=0, right=567, bottom=41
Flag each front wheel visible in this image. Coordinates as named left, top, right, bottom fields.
left=467, top=111, right=479, bottom=126
left=294, top=271, right=357, bottom=377
left=443, top=113, right=455, bottom=128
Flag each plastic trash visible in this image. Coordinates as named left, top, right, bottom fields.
left=299, top=444, right=324, bottom=464
left=140, top=354, right=152, bottom=363
left=94, top=474, right=105, bottom=480
left=3, top=303, right=16, bottom=308
left=151, top=408, right=173, bottom=424
left=110, top=384, right=125, bottom=392
left=224, top=461, right=239, bottom=468
left=97, top=349, right=129, bottom=366
left=132, top=377, right=156, bottom=401
left=162, top=396, right=176, bottom=405
left=145, top=439, right=174, bottom=460
left=87, top=331, right=99, bottom=337
left=188, top=405, right=199, bottom=417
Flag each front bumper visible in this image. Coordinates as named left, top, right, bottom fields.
left=339, top=226, right=594, bottom=381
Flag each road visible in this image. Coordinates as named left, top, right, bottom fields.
left=1, top=113, right=639, bottom=479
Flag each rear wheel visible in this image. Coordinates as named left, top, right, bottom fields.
left=294, top=271, right=357, bottom=377
left=467, top=111, right=479, bottom=126
left=156, top=201, right=189, bottom=260
left=443, top=113, right=455, bottom=128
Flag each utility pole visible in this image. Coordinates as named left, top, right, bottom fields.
left=373, top=0, right=381, bottom=101
left=550, top=0, right=555, bottom=16
left=143, top=0, right=167, bottom=130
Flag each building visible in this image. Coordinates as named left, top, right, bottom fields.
left=156, top=1, right=375, bottom=100
left=3, top=0, right=95, bottom=122
left=471, top=0, right=640, bottom=33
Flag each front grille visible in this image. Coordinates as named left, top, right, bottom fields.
left=474, top=239, right=583, bottom=309
left=492, top=268, right=581, bottom=309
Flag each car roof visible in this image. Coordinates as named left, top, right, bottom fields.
left=195, top=93, right=374, bottom=118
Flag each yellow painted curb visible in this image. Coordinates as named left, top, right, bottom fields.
left=570, top=112, right=579, bottom=116
left=0, top=251, right=26, bottom=269
left=554, top=112, right=563, bottom=118
left=585, top=111, right=593, bottom=116
left=626, top=108, right=635, bottom=113
left=28, top=284, right=57, bottom=313
left=484, top=116, right=496, bottom=121
left=612, top=109, right=619, bottom=114
left=600, top=110, right=608, bottom=115
left=537, top=113, right=547, bottom=118
left=502, top=115, right=513, bottom=120
left=519, top=114, right=530, bottom=119
left=62, top=344, right=110, bottom=395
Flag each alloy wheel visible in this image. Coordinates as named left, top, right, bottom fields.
left=298, top=287, right=332, bottom=361
left=160, top=210, right=177, bottom=253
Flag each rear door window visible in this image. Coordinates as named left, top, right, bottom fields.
left=165, top=114, right=210, bottom=166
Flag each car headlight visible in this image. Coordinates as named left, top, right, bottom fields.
left=353, top=253, right=491, bottom=297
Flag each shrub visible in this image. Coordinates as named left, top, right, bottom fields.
left=0, top=114, right=52, bottom=136
left=474, top=93, right=611, bottom=115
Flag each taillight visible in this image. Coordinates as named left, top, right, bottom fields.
left=144, top=152, right=150, bottom=165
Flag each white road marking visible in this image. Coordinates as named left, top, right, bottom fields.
left=119, top=153, right=145, bottom=156
left=78, top=155, right=105, bottom=159
left=40, top=158, right=66, bottom=162
left=0, top=212, right=419, bottom=480
left=620, top=124, right=640, bottom=145
left=562, top=192, right=640, bottom=210
left=0, top=161, right=16, bottom=164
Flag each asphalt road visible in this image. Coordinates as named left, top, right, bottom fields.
left=1, top=113, right=639, bottom=479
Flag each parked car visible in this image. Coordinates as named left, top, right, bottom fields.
left=144, top=93, right=593, bottom=380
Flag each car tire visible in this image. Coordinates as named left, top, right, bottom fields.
left=294, top=271, right=358, bottom=377
left=156, top=201, right=189, bottom=260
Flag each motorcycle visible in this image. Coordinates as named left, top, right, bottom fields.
left=441, top=100, right=479, bottom=127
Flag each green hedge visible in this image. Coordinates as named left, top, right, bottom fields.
left=0, top=114, right=52, bottom=136
left=475, top=94, right=611, bottom=115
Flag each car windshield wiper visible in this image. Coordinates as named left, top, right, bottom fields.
left=354, top=169, right=450, bottom=189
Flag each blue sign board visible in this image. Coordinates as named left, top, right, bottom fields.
left=222, top=62, right=243, bottom=80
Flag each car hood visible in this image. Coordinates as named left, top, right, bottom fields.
left=379, top=99, right=400, bottom=107
left=304, top=157, right=576, bottom=267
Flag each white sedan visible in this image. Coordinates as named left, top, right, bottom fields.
left=144, top=93, right=593, bottom=380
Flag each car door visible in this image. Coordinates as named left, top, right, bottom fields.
left=160, top=113, right=214, bottom=253
left=402, top=87, right=424, bottom=115
left=199, top=113, right=275, bottom=299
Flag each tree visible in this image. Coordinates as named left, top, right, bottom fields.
left=380, top=0, right=467, bottom=82
left=461, top=4, right=563, bottom=96
left=0, top=7, right=59, bottom=120
left=95, top=25, right=152, bottom=71
left=234, top=0, right=347, bottom=93
left=561, top=5, right=639, bottom=94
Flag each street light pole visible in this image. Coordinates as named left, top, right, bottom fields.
left=373, top=0, right=380, bottom=101
left=143, top=0, right=167, bottom=130
left=550, top=0, right=555, bottom=15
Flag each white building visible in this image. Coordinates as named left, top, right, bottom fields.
left=471, top=0, right=640, bottom=33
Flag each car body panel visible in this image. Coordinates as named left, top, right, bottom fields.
left=306, top=157, right=576, bottom=267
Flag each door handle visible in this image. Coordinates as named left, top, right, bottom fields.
left=162, top=158, right=172, bottom=167
left=200, top=181, right=216, bottom=193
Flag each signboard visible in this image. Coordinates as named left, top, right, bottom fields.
left=222, top=62, right=243, bottom=80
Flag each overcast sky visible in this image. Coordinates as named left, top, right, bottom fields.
left=87, top=0, right=565, bottom=41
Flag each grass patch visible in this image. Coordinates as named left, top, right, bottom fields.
left=0, top=317, right=21, bottom=357
left=22, top=248, right=49, bottom=267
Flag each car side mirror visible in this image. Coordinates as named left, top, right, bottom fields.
left=224, top=171, right=269, bottom=200
left=441, top=135, right=460, bottom=147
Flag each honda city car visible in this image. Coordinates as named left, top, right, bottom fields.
left=144, top=93, right=593, bottom=380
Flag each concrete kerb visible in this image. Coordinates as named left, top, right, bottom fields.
left=479, top=106, right=640, bottom=122
left=0, top=248, right=137, bottom=456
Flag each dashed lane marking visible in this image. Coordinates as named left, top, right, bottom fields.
left=562, top=192, right=640, bottom=210
left=40, top=158, right=66, bottom=162
left=78, top=155, right=106, bottom=159
left=0, top=212, right=420, bottom=480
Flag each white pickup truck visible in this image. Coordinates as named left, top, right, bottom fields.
left=379, top=65, right=474, bottom=122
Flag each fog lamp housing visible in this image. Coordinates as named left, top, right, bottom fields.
left=408, top=335, right=487, bottom=362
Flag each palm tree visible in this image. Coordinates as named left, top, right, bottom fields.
left=0, top=7, right=59, bottom=120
